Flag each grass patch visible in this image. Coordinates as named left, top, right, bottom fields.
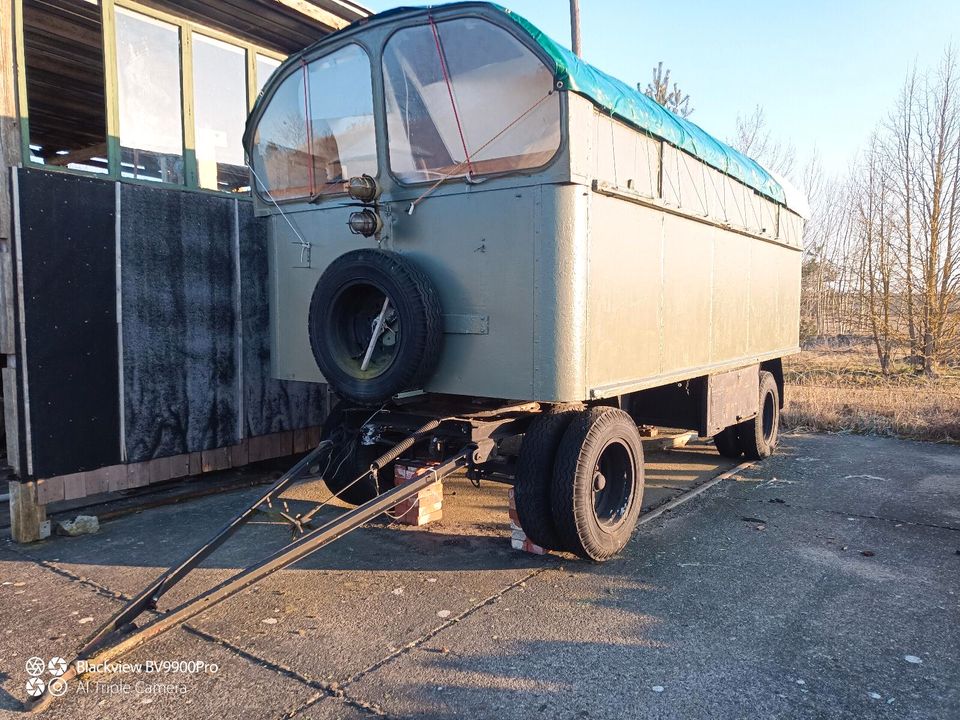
left=782, top=347, right=960, bottom=443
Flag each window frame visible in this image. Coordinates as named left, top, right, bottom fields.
left=248, top=40, right=380, bottom=204
left=14, top=0, right=286, bottom=194
left=379, top=14, right=564, bottom=189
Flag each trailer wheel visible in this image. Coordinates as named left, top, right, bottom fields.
left=713, top=427, right=742, bottom=459
left=738, top=371, right=781, bottom=460
left=308, top=250, right=442, bottom=406
left=514, top=408, right=579, bottom=550
left=550, top=407, right=645, bottom=562
left=319, top=403, right=393, bottom=505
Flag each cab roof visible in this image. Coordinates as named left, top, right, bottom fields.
left=253, top=1, right=799, bottom=210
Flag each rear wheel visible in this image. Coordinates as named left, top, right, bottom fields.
left=739, top=371, right=780, bottom=460
left=514, top=408, right=579, bottom=551
left=550, top=407, right=645, bottom=562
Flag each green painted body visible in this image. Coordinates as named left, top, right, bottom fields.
left=251, top=4, right=803, bottom=402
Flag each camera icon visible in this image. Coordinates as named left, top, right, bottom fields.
left=25, top=677, right=45, bottom=698
left=24, top=657, right=45, bottom=678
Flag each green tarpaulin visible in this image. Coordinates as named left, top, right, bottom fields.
left=499, top=5, right=786, bottom=203
left=267, top=1, right=787, bottom=205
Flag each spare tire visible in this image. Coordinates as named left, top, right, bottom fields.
left=308, top=250, right=442, bottom=405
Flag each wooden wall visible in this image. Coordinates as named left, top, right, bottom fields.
left=11, top=168, right=328, bottom=501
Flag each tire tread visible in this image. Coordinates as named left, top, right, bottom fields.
left=514, top=409, right=578, bottom=550
left=308, top=250, right=442, bottom=405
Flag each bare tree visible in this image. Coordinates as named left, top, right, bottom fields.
left=885, top=70, right=920, bottom=359
left=799, top=150, right=847, bottom=338
left=732, top=105, right=796, bottom=177
left=641, top=62, right=693, bottom=118
left=855, top=135, right=896, bottom=373
left=800, top=46, right=960, bottom=376
left=913, top=48, right=960, bottom=375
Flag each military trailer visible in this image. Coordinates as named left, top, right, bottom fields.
left=242, top=1, right=806, bottom=561
left=22, top=7, right=811, bottom=707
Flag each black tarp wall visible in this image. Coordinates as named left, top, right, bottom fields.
left=13, top=168, right=324, bottom=479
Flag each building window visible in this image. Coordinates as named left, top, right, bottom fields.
left=20, top=1, right=285, bottom=191
left=250, top=44, right=376, bottom=201
left=257, top=54, right=281, bottom=94
left=115, top=8, right=184, bottom=184
left=192, top=34, right=248, bottom=191
left=382, top=17, right=561, bottom=183
left=22, top=0, right=107, bottom=172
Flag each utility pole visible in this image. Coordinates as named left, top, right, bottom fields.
left=569, top=0, right=581, bottom=57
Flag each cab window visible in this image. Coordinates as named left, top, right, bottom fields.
left=382, top=17, right=561, bottom=183
left=250, top=44, right=377, bottom=200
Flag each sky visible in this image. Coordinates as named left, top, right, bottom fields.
left=361, top=0, right=960, bottom=180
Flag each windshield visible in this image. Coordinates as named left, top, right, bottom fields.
left=250, top=44, right=377, bottom=201
left=382, top=17, right=561, bottom=183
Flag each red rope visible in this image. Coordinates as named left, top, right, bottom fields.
left=428, top=16, right=474, bottom=175
left=301, top=59, right=316, bottom=195
left=407, top=90, right=553, bottom=214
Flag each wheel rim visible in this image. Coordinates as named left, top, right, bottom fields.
left=761, top=390, right=776, bottom=443
left=327, top=281, right=401, bottom=380
left=592, top=439, right=635, bottom=531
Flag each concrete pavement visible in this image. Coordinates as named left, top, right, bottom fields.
left=0, top=433, right=957, bottom=719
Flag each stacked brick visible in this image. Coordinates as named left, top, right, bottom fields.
left=507, top=487, right=546, bottom=554
left=392, top=461, right=443, bottom=526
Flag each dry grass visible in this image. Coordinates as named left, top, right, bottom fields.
left=782, top=347, right=960, bottom=443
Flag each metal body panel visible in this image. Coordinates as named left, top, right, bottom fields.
left=583, top=194, right=663, bottom=386
left=263, top=14, right=802, bottom=404
left=390, top=187, right=538, bottom=399
left=705, top=363, right=760, bottom=437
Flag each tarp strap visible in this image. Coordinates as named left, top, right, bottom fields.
left=300, top=59, right=316, bottom=195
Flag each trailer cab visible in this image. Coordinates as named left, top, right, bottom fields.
left=240, top=0, right=805, bottom=561
left=245, top=7, right=563, bottom=204
left=243, top=2, right=804, bottom=412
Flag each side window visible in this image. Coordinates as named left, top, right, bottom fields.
left=250, top=44, right=376, bottom=201
left=250, top=68, right=309, bottom=199
left=382, top=17, right=560, bottom=183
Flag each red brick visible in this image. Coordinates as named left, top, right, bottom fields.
left=392, top=461, right=443, bottom=526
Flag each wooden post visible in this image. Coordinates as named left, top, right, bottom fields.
left=569, top=0, right=581, bottom=57
left=9, top=480, right=49, bottom=542
left=2, top=0, right=46, bottom=542
left=0, top=0, right=22, bottom=321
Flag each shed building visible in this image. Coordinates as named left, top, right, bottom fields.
left=1, top=0, right=368, bottom=542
